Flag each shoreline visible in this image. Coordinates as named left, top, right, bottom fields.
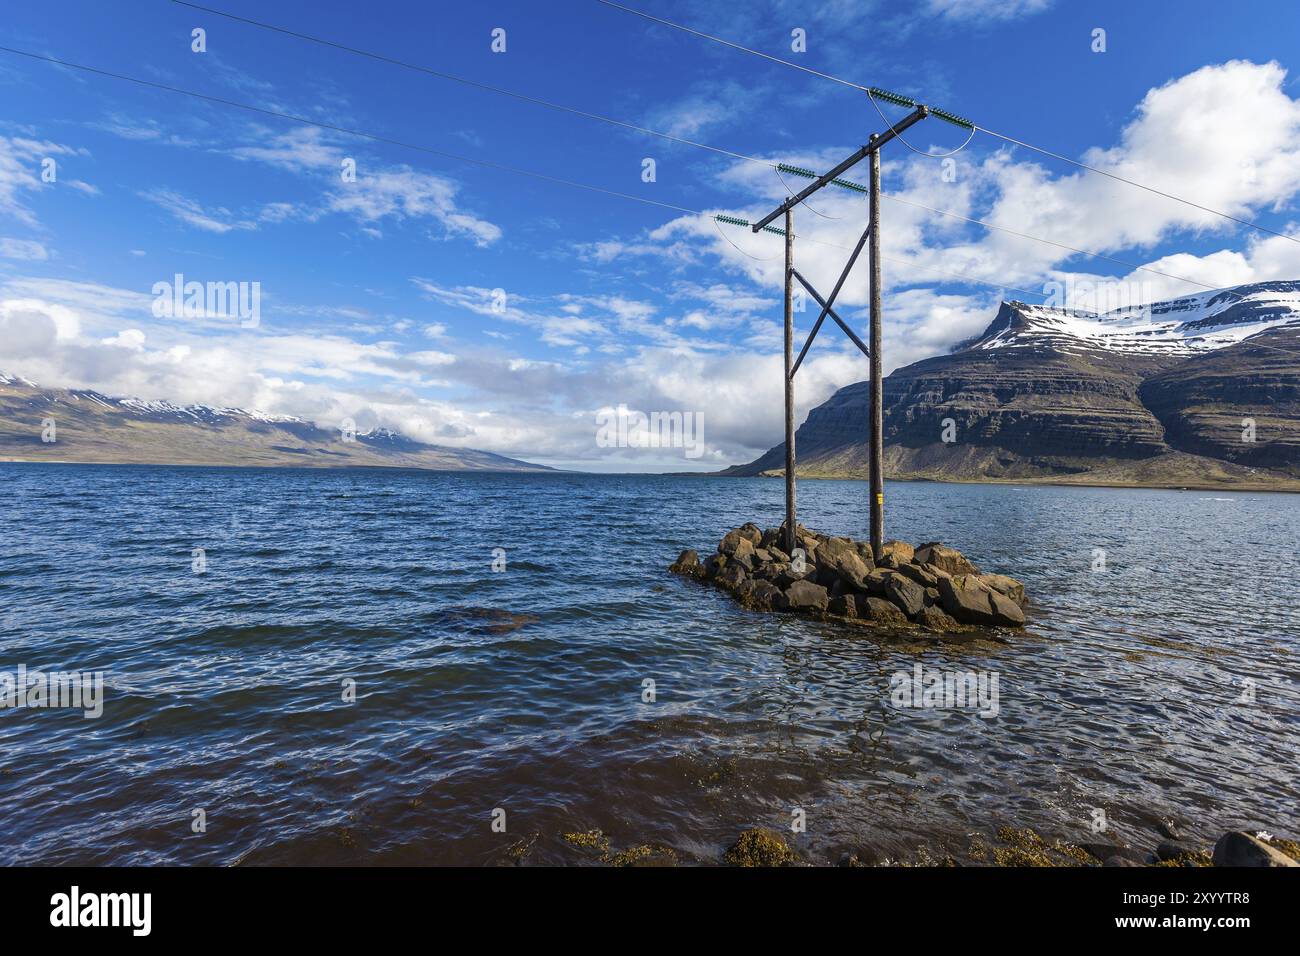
left=739, top=469, right=1300, bottom=495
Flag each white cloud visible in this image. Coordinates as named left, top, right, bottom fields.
left=0, top=238, right=49, bottom=261
left=230, top=127, right=502, bottom=246
left=924, top=0, right=1052, bottom=20
left=140, top=188, right=257, bottom=234
left=0, top=135, right=86, bottom=229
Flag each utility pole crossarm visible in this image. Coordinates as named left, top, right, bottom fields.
left=791, top=270, right=870, bottom=366
left=752, top=105, right=928, bottom=233
left=788, top=215, right=873, bottom=378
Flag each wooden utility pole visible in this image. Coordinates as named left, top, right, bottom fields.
left=783, top=206, right=797, bottom=555
left=751, top=97, right=948, bottom=558
left=867, top=140, right=885, bottom=557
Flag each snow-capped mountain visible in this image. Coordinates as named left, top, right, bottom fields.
left=729, top=280, right=1300, bottom=489
left=972, top=280, right=1300, bottom=355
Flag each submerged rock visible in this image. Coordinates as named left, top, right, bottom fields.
left=1212, top=831, right=1299, bottom=867
left=863, top=596, right=909, bottom=627
left=669, top=549, right=702, bottom=577
left=914, top=604, right=961, bottom=632
left=725, top=828, right=797, bottom=867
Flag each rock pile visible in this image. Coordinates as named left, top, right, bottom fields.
left=670, top=522, right=1027, bottom=633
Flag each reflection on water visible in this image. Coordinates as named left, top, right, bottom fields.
left=0, top=464, right=1296, bottom=865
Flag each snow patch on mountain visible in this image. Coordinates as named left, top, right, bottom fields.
left=973, top=280, right=1300, bottom=355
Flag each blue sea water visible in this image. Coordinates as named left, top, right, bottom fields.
left=0, top=463, right=1296, bottom=865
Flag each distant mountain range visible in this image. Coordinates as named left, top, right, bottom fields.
left=725, top=280, right=1300, bottom=491
left=0, top=374, right=550, bottom=472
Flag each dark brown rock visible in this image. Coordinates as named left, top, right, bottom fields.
left=862, top=596, right=909, bottom=627
left=1212, top=832, right=1299, bottom=867
left=717, top=563, right=747, bottom=591
left=863, top=569, right=895, bottom=596
left=828, top=594, right=858, bottom=618
left=784, top=579, right=829, bottom=612
left=896, top=562, right=939, bottom=588
left=719, top=525, right=760, bottom=555
left=885, top=574, right=927, bottom=617
left=745, top=579, right=785, bottom=611
left=937, top=574, right=1024, bottom=627
left=915, top=604, right=960, bottom=632
left=979, top=573, right=1026, bottom=606
left=669, top=549, right=701, bottom=577
left=729, top=537, right=757, bottom=571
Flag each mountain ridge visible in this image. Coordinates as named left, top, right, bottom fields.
left=0, top=374, right=552, bottom=473
left=725, top=280, right=1300, bottom=492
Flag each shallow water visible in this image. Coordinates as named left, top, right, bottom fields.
left=1, top=464, right=1296, bottom=865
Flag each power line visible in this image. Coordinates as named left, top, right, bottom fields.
left=592, top=0, right=1300, bottom=247
left=0, top=45, right=699, bottom=217
left=0, top=44, right=1041, bottom=302
left=155, top=2, right=1236, bottom=296
left=167, top=0, right=758, bottom=165
left=591, top=0, right=870, bottom=94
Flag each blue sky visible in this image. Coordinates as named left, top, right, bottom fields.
left=2, top=0, right=1300, bottom=470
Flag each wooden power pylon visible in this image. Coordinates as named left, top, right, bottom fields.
left=752, top=103, right=932, bottom=557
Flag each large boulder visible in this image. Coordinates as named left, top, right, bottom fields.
left=828, top=594, right=858, bottom=618
left=862, top=569, right=896, bottom=596
left=669, top=549, right=702, bottom=577
left=815, top=536, right=854, bottom=564
left=878, top=540, right=915, bottom=564
left=987, top=588, right=1026, bottom=626
left=717, top=563, right=747, bottom=591
left=885, top=574, right=927, bottom=617
left=702, top=553, right=727, bottom=579
left=1212, top=832, right=1299, bottom=867
left=937, top=575, right=1025, bottom=627
left=979, top=573, right=1026, bottom=606
left=836, top=551, right=873, bottom=591
left=729, top=537, right=757, bottom=571
left=719, top=526, right=760, bottom=556
left=784, top=579, right=829, bottom=612
left=895, top=562, right=940, bottom=588
left=743, top=579, right=786, bottom=612
left=915, top=543, right=980, bottom=576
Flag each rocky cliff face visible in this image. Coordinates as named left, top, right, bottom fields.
left=727, top=281, right=1300, bottom=489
